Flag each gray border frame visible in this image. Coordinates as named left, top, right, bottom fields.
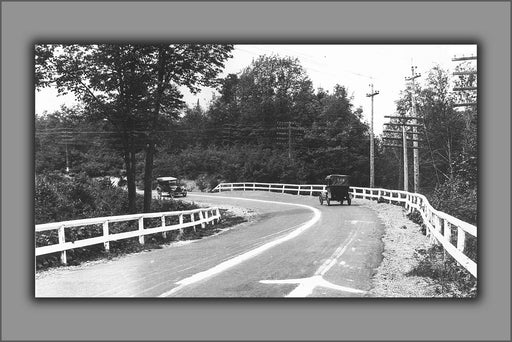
left=2, top=1, right=510, bottom=341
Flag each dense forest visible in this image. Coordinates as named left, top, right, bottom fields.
left=35, top=45, right=477, bottom=224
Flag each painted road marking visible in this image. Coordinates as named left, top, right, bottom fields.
left=260, top=226, right=367, bottom=297
left=158, top=195, right=321, bottom=297
left=348, top=220, right=376, bottom=225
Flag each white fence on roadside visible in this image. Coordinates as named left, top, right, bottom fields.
left=212, top=182, right=326, bottom=196
left=211, top=182, right=477, bottom=278
left=36, top=207, right=221, bottom=265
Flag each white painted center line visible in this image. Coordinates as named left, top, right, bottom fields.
left=260, top=226, right=367, bottom=297
left=158, top=195, right=321, bottom=297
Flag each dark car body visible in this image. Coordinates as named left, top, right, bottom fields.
left=319, top=174, right=352, bottom=206
left=156, top=177, right=187, bottom=198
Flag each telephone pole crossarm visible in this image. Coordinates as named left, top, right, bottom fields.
left=384, top=122, right=423, bottom=128
left=452, top=55, right=477, bottom=61
left=453, top=103, right=477, bottom=107
left=452, top=70, right=477, bottom=76
left=382, top=137, right=424, bottom=143
left=382, top=144, right=424, bottom=150
left=453, top=86, right=477, bottom=91
left=384, top=115, right=422, bottom=120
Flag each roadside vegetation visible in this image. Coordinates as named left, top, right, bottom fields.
left=35, top=173, right=246, bottom=270
left=405, top=209, right=477, bottom=297
left=366, top=201, right=476, bottom=298
left=35, top=45, right=477, bottom=285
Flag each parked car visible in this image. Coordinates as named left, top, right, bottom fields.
left=319, top=174, right=352, bottom=206
left=156, top=177, right=187, bottom=199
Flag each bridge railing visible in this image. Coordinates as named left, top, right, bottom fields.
left=212, top=182, right=477, bottom=278
left=36, top=207, right=221, bottom=265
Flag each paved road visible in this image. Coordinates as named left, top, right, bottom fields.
left=35, top=191, right=384, bottom=297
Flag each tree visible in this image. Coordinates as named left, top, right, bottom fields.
left=237, top=55, right=315, bottom=126
left=302, top=85, right=370, bottom=184
left=36, top=44, right=233, bottom=212
left=418, top=65, right=466, bottom=186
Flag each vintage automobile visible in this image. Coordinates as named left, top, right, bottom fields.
left=319, top=174, right=352, bottom=206
left=155, top=177, right=187, bottom=199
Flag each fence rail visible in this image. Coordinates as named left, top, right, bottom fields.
left=36, top=207, right=221, bottom=265
left=212, top=182, right=477, bottom=278
left=212, top=182, right=326, bottom=196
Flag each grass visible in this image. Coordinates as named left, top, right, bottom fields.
left=405, top=210, right=477, bottom=298
left=407, top=244, right=477, bottom=297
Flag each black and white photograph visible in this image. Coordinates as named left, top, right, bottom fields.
left=34, top=43, right=478, bottom=298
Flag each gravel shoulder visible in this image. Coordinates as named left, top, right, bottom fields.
left=360, top=199, right=441, bottom=297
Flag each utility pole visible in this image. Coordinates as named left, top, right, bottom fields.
left=452, top=54, right=478, bottom=126
left=65, top=142, right=69, bottom=173
left=402, top=124, right=408, bottom=191
left=366, top=84, right=379, bottom=188
left=382, top=116, right=424, bottom=192
left=288, top=121, right=292, bottom=159
left=405, top=66, right=421, bottom=193
left=277, top=121, right=300, bottom=160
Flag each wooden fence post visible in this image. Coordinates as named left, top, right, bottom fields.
left=178, top=213, right=184, bottom=237
left=103, top=220, right=110, bottom=252
left=200, top=210, right=206, bottom=229
left=457, top=228, right=466, bottom=252
left=161, top=215, right=167, bottom=239
left=434, top=215, right=442, bottom=239
left=58, top=225, right=67, bottom=265
left=138, top=217, right=144, bottom=245
left=191, top=213, right=196, bottom=232
left=444, top=220, right=452, bottom=243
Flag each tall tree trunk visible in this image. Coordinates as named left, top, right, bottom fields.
left=124, top=150, right=137, bottom=214
left=143, top=142, right=155, bottom=213
left=143, top=46, right=167, bottom=213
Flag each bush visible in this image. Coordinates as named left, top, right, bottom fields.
left=35, top=173, right=200, bottom=270
left=407, top=244, right=477, bottom=297
left=428, top=176, right=477, bottom=225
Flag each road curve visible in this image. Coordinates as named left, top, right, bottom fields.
left=35, top=191, right=385, bottom=297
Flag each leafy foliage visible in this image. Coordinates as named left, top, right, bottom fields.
left=36, top=43, right=234, bottom=213
left=428, top=176, right=477, bottom=225
left=35, top=173, right=200, bottom=269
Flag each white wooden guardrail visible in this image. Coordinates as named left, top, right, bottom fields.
left=36, top=207, right=221, bottom=265
left=212, top=182, right=477, bottom=278
left=212, top=182, right=326, bottom=196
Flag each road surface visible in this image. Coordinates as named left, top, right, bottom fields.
left=35, top=191, right=385, bottom=297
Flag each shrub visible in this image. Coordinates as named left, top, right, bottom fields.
left=35, top=173, right=200, bottom=270
left=428, top=176, right=477, bottom=225
left=407, top=244, right=477, bottom=297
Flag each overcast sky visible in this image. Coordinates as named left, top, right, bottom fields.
left=35, top=44, right=476, bottom=135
